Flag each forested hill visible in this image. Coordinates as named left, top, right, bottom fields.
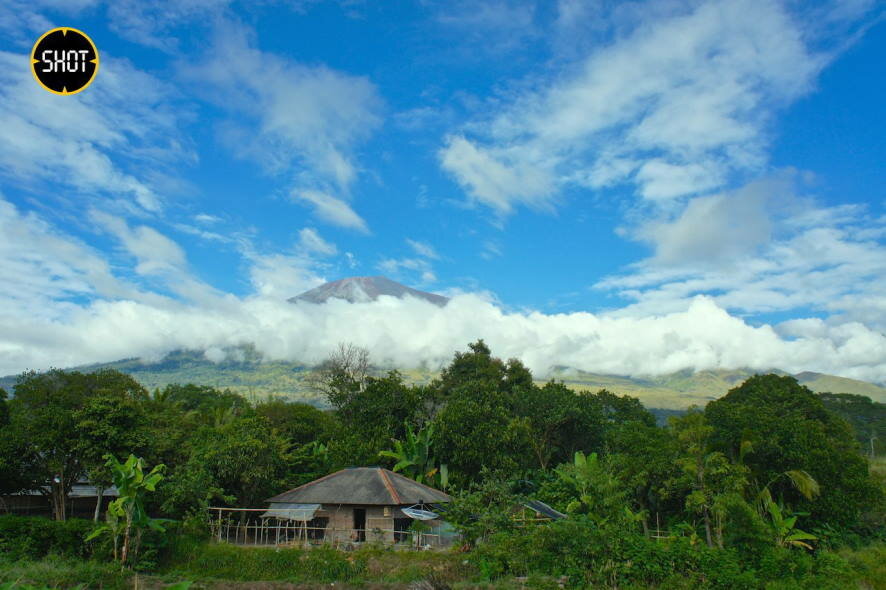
left=2, top=348, right=884, bottom=409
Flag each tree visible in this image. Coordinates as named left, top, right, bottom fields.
left=74, top=393, right=150, bottom=520
left=254, top=399, right=337, bottom=446
left=443, top=473, right=523, bottom=547
left=429, top=340, right=532, bottom=408
left=325, top=371, right=428, bottom=465
left=9, top=369, right=149, bottom=520
left=0, top=387, right=31, bottom=499
left=705, top=374, right=880, bottom=527
left=553, top=451, right=637, bottom=528
left=154, top=383, right=248, bottom=416
left=607, top=422, right=681, bottom=534
left=586, top=389, right=656, bottom=430
left=762, top=497, right=817, bottom=550
left=431, top=384, right=532, bottom=486
left=511, top=382, right=605, bottom=470
left=669, top=411, right=749, bottom=548
left=0, top=386, right=8, bottom=425
left=181, top=416, right=292, bottom=509
left=819, top=393, right=886, bottom=457
left=307, top=342, right=371, bottom=407
left=288, top=440, right=335, bottom=487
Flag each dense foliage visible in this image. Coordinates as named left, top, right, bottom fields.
left=0, top=341, right=883, bottom=587
left=820, top=392, right=886, bottom=456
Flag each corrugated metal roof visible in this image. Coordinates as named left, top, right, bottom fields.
left=261, top=503, right=321, bottom=521
left=267, top=467, right=451, bottom=505
left=16, top=484, right=119, bottom=498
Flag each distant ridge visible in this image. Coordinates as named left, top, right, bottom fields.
left=290, top=276, right=449, bottom=306
left=2, top=349, right=883, bottom=410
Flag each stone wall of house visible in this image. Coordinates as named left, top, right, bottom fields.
left=317, top=504, right=396, bottom=544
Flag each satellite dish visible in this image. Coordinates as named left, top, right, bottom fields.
left=402, top=507, right=438, bottom=520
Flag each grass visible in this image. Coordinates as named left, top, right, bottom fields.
left=0, top=555, right=127, bottom=589
left=2, top=542, right=885, bottom=589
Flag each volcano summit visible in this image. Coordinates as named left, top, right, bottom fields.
left=289, top=276, right=449, bottom=306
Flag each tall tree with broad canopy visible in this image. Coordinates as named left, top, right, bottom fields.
left=9, top=369, right=149, bottom=520
left=705, top=374, right=881, bottom=528
left=511, top=381, right=606, bottom=470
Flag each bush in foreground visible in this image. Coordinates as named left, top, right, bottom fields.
left=470, top=517, right=864, bottom=589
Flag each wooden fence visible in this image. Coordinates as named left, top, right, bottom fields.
left=207, top=507, right=453, bottom=549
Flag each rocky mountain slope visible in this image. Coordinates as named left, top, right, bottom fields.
left=290, top=276, right=449, bottom=306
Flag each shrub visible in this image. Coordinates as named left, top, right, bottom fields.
left=0, top=515, right=187, bottom=570
left=471, top=517, right=756, bottom=589
left=0, top=516, right=103, bottom=561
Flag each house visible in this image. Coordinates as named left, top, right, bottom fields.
left=0, top=482, right=118, bottom=518
left=262, top=466, right=452, bottom=546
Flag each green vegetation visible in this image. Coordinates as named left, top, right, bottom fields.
left=820, top=392, right=886, bottom=456
left=0, top=341, right=884, bottom=588
left=4, top=346, right=883, bottom=410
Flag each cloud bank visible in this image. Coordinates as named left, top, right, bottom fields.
left=2, top=288, right=885, bottom=385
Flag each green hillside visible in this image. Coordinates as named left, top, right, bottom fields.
left=2, top=348, right=884, bottom=409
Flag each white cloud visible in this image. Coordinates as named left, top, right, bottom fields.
left=1, top=192, right=883, bottom=385
left=406, top=239, right=439, bottom=260
left=434, top=0, right=539, bottom=55
left=106, top=0, right=235, bottom=49
left=185, top=21, right=382, bottom=195
left=0, top=194, right=167, bottom=321
left=439, top=135, right=555, bottom=214
left=377, top=257, right=437, bottom=285
left=598, top=177, right=886, bottom=328
left=295, top=190, right=369, bottom=233
left=0, top=0, right=99, bottom=45
left=245, top=253, right=324, bottom=299
left=195, top=213, right=222, bottom=225
left=90, top=211, right=187, bottom=276
left=0, top=51, right=190, bottom=214
left=298, top=228, right=337, bottom=257
left=2, top=289, right=885, bottom=387
left=439, top=0, right=829, bottom=212
left=480, top=240, right=503, bottom=260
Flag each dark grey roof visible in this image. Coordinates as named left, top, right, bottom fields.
left=268, top=467, right=451, bottom=505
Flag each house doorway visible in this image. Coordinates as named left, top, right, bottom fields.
left=353, top=508, right=366, bottom=542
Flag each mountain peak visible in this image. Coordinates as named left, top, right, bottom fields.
left=289, top=276, right=449, bottom=306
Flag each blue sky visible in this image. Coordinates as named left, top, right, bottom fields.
left=0, top=0, right=884, bottom=382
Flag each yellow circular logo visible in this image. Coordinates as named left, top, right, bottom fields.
left=30, top=27, right=99, bottom=96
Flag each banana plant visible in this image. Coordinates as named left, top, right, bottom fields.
left=764, top=497, right=817, bottom=550
left=87, top=454, right=166, bottom=566
left=379, top=422, right=448, bottom=489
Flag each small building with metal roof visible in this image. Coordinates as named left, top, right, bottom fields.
left=262, top=466, right=452, bottom=546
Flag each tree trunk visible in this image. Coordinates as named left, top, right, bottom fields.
left=93, top=486, right=104, bottom=521
left=121, top=512, right=133, bottom=565
left=702, top=506, right=713, bottom=548
left=51, top=480, right=66, bottom=521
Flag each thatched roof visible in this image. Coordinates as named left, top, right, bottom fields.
left=267, top=467, right=451, bottom=505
